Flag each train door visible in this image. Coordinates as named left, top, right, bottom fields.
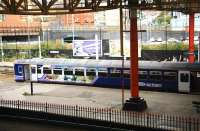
left=24, top=64, right=30, bottom=80
left=37, top=65, right=43, bottom=81
left=14, top=64, right=25, bottom=81
left=178, top=71, right=190, bottom=93
left=31, top=65, right=37, bottom=81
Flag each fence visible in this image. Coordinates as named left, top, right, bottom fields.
left=0, top=99, right=199, bottom=131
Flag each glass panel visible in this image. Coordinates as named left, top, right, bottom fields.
left=53, top=69, right=62, bottom=75
left=123, top=70, right=130, bottom=78
left=75, top=69, right=84, bottom=76
left=180, top=73, right=189, bottom=82
left=31, top=67, right=36, bottom=74
left=64, top=68, right=73, bottom=75
left=37, top=66, right=41, bottom=74
left=164, top=72, right=177, bottom=81
left=18, top=66, right=23, bottom=73
left=43, top=67, right=51, bottom=74
left=110, top=69, right=121, bottom=77
left=149, top=71, right=162, bottom=80
left=87, top=69, right=96, bottom=76
left=98, top=68, right=107, bottom=77
left=139, top=71, right=148, bottom=80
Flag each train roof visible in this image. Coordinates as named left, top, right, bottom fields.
left=15, top=58, right=200, bottom=71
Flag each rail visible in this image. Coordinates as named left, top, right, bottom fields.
left=0, top=99, right=199, bottom=131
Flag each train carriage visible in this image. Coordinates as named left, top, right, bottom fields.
left=14, top=58, right=200, bottom=93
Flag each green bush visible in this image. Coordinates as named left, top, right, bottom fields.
left=142, top=42, right=198, bottom=51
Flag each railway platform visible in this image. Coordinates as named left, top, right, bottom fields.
left=0, top=74, right=200, bottom=115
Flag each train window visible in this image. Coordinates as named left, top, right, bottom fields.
left=164, top=72, right=177, bottom=81
left=75, top=69, right=84, bottom=76
left=31, top=67, right=36, bottom=74
left=53, top=68, right=62, bottom=75
left=18, top=66, right=23, bottom=73
left=149, top=71, right=162, bottom=80
left=139, top=71, right=148, bottom=80
left=180, top=73, right=189, bottom=82
left=87, top=69, right=96, bottom=76
left=98, top=68, right=107, bottom=77
left=43, top=67, right=52, bottom=74
left=110, top=69, right=121, bottom=77
left=64, top=68, right=73, bottom=75
left=37, top=66, right=41, bottom=74
left=123, top=70, right=130, bottom=78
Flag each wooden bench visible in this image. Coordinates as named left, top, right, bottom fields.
left=192, top=101, right=200, bottom=113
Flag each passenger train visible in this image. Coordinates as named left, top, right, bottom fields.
left=14, top=58, right=200, bottom=93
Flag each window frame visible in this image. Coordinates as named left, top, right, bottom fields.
left=123, top=69, right=130, bottom=78
left=86, top=68, right=96, bottom=76
left=53, top=68, right=62, bottom=75
left=180, top=73, right=189, bottom=82
left=163, top=71, right=177, bottom=81
left=31, top=67, right=36, bottom=74
left=43, top=67, right=52, bottom=74
left=98, top=68, right=107, bottom=77
left=64, top=68, right=73, bottom=75
left=75, top=68, right=84, bottom=76
left=149, top=71, right=162, bottom=81
left=110, top=68, right=121, bottom=78
left=18, top=66, right=23, bottom=73
left=139, top=70, right=148, bottom=80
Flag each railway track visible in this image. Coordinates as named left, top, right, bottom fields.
left=0, top=62, right=14, bottom=75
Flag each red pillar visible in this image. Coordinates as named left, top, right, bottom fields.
left=189, top=13, right=195, bottom=63
left=130, top=9, right=139, bottom=98
left=123, top=7, right=147, bottom=111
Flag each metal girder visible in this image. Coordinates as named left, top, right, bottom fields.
left=0, top=0, right=123, bottom=15
left=0, top=0, right=200, bottom=15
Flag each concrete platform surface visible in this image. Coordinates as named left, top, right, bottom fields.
left=0, top=74, right=200, bottom=116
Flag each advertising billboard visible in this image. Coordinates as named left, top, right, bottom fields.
left=73, top=40, right=102, bottom=57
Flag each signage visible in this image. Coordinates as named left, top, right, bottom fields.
left=73, top=40, right=102, bottom=56
left=139, top=82, right=162, bottom=88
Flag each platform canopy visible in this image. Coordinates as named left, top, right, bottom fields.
left=0, top=0, right=200, bottom=15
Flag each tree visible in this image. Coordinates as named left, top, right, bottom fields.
left=153, top=12, right=172, bottom=27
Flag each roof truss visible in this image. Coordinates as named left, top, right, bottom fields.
left=0, top=0, right=200, bottom=15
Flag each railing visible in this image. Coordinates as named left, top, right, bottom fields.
left=0, top=99, right=199, bottom=131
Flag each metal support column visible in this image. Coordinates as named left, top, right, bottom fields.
left=123, top=1, right=147, bottom=111
left=198, top=33, right=200, bottom=62
left=0, top=36, right=4, bottom=62
left=130, top=9, right=139, bottom=98
left=189, top=13, right=195, bottom=63
left=119, top=0, right=125, bottom=106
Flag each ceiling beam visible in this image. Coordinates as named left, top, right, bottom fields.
left=0, top=0, right=200, bottom=15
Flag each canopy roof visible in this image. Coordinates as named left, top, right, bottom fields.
left=0, top=0, right=199, bottom=15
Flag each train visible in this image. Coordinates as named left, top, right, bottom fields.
left=14, top=58, right=200, bottom=93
